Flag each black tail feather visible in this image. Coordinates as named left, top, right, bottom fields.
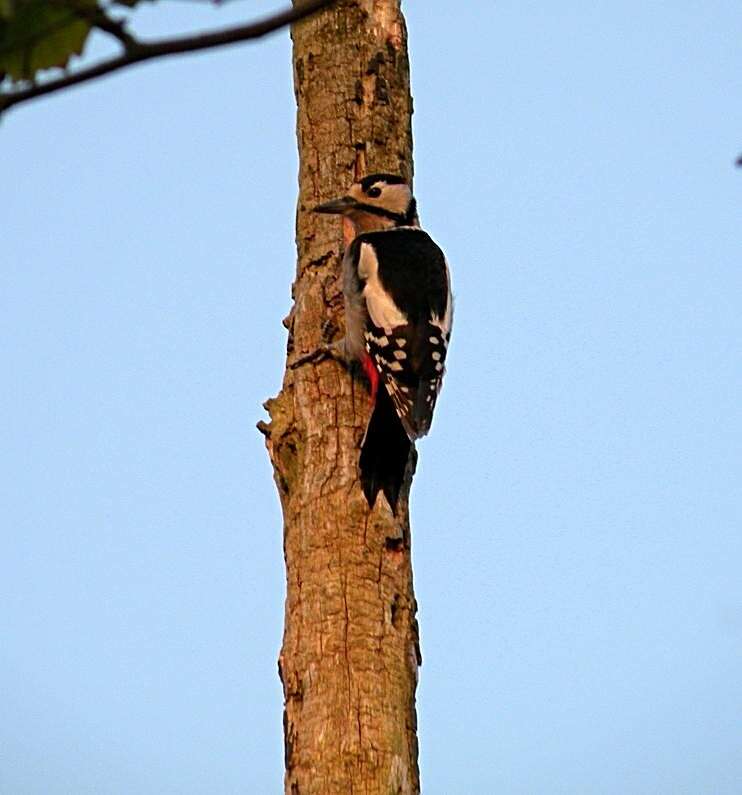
left=359, top=387, right=411, bottom=514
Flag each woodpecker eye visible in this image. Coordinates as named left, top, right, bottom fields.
left=367, top=186, right=382, bottom=198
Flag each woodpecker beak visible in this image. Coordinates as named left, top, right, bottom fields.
left=313, top=195, right=359, bottom=215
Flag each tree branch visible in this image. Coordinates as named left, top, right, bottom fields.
left=0, top=0, right=335, bottom=113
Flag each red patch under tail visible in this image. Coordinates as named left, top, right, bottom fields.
left=361, top=353, right=379, bottom=403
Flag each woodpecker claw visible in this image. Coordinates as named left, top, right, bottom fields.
left=289, top=340, right=347, bottom=370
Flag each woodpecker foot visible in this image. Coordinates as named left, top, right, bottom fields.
left=289, top=340, right=347, bottom=370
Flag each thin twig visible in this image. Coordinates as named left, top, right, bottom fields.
left=69, top=2, right=139, bottom=51
left=0, top=0, right=335, bottom=113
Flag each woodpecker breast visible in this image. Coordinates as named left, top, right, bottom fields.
left=345, top=227, right=452, bottom=440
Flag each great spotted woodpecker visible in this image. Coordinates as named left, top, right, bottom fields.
left=309, top=174, right=453, bottom=513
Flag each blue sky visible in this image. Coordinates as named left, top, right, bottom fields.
left=2, top=1, right=741, bottom=792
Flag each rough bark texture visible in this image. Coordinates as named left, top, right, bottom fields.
left=258, top=1, right=420, bottom=792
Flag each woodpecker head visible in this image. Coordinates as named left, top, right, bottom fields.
left=314, top=173, right=418, bottom=235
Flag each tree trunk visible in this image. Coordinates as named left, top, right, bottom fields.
left=258, top=1, right=420, bottom=792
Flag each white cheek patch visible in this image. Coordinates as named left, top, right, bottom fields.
left=358, top=242, right=408, bottom=332
left=382, top=183, right=412, bottom=216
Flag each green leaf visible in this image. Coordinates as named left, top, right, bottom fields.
left=0, top=0, right=15, bottom=21
left=0, top=1, right=93, bottom=81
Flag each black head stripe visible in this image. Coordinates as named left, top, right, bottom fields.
left=353, top=202, right=408, bottom=225
left=360, top=173, right=407, bottom=192
left=403, top=197, right=418, bottom=226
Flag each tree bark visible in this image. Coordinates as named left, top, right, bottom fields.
left=258, top=1, right=420, bottom=792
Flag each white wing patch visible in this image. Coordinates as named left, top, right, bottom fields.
left=358, top=242, right=408, bottom=331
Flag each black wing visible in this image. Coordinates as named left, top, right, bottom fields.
left=358, top=228, right=452, bottom=440
left=364, top=319, right=449, bottom=439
